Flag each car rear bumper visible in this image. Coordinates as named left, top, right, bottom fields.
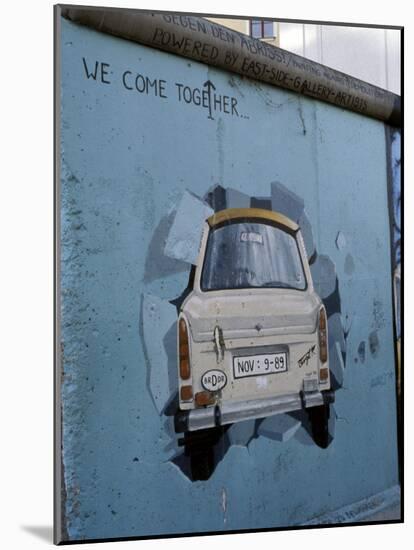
left=175, top=390, right=335, bottom=433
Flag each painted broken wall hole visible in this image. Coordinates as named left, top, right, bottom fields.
left=142, top=182, right=347, bottom=481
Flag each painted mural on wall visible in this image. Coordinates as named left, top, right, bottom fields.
left=143, top=184, right=347, bottom=481
left=57, top=11, right=400, bottom=543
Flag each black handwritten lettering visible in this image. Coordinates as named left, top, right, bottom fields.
left=174, top=80, right=240, bottom=119
left=146, top=77, right=158, bottom=94
left=152, top=28, right=218, bottom=61
left=122, top=71, right=168, bottom=98
left=100, top=63, right=111, bottom=84
left=182, top=86, right=192, bottom=103
left=293, top=76, right=302, bottom=89
left=82, top=57, right=244, bottom=121
left=163, top=14, right=207, bottom=34
left=192, top=40, right=202, bottom=56
left=122, top=70, right=133, bottom=90
left=204, top=80, right=215, bottom=120
left=82, top=57, right=99, bottom=80
left=298, top=346, right=316, bottom=368
left=135, top=74, right=146, bottom=93
left=175, top=82, right=184, bottom=101
left=224, top=51, right=238, bottom=66
left=82, top=58, right=111, bottom=84
left=270, top=69, right=289, bottom=85
left=152, top=27, right=164, bottom=45
left=192, top=88, right=201, bottom=106
left=210, top=24, right=236, bottom=44
left=240, top=36, right=285, bottom=64
left=241, top=57, right=270, bottom=79
left=214, top=94, right=222, bottom=112
left=231, top=97, right=239, bottom=116
left=171, top=33, right=186, bottom=50
left=223, top=95, right=229, bottom=114
left=202, top=90, right=209, bottom=109
left=158, top=80, right=167, bottom=98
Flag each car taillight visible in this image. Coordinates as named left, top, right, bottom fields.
left=179, top=318, right=191, bottom=380
left=180, top=385, right=193, bottom=401
left=319, top=307, right=328, bottom=363
left=319, top=367, right=329, bottom=382
left=195, top=391, right=215, bottom=407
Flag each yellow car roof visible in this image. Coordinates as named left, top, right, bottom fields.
left=207, top=208, right=299, bottom=232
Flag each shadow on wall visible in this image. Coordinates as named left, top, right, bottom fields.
left=140, top=182, right=348, bottom=481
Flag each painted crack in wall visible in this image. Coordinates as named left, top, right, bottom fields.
left=142, top=182, right=347, bottom=479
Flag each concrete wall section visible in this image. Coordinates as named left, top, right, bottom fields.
left=59, top=17, right=398, bottom=541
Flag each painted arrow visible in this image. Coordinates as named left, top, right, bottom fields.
left=203, top=80, right=216, bottom=120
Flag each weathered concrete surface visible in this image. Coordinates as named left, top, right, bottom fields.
left=361, top=501, right=401, bottom=522
left=59, top=17, right=398, bottom=541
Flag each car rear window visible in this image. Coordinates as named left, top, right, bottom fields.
left=201, top=221, right=306, bottom=291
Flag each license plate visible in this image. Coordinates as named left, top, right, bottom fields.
left=233, top=352, right=288, bottom=379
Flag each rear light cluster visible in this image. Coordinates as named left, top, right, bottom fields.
left=319, top=367, right=329, bottom=382
left=179, top=318, right=193, bottom=402
left=178, top=318, right=216, bottom=407
left=180, top=385, right=193, bottom=401
left=179, top=319, right=190, bottom=379
left=318, top=307, right=328, bottom=363
left=318, top=307, right=329, bottom=385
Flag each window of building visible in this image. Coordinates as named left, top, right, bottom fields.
left=250, top=20, right=274, bottom=39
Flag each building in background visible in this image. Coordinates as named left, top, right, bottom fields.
left=208, top=17, right=401, bottom=94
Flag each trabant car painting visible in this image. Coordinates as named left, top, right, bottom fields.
left=175, top=208, right=334, bottom=479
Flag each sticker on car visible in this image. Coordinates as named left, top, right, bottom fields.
left=240, top=231, right=263, bottom=244
left=201, top=369, right=227, bottom=391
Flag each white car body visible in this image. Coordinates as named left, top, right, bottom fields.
left=176, top=208, right=331, bottom=433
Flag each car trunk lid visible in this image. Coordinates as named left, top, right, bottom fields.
left=184, top=289, right=320, bottom=343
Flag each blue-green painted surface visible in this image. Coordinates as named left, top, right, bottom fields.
left=60, top=17, right=398, bottom=541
